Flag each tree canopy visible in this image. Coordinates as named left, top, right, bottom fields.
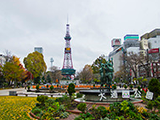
left=46, top=74, right=51, bottom=83
left=2, top=55, right=27, bottom=85
left=23, top=51, right=47, bottom=78
left=91, top=55, right=106, bottom=74
left=79, top=64, right=93, bottom=83
left=148, top=78, right=160, bottom=99
left=67, top=83, right=75, bottom=99
left=120, top=52, right=151, bottom=79
left=48, top=66, right=63, bottom=82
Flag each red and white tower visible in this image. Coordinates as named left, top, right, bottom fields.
left=61, top=24, right=75, bottom=80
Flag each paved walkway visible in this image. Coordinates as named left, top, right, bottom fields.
left=61, top=114, right=79, bottom=120
left=0, top=88, right=27, bottom=96
left=0, top=88, right=64, bottom=97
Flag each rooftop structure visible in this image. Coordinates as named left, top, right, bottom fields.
left=34, top=47, right=43, bottom=54
left=141, top=29, right=160, bottom=40
left=124, top=34, right=139, bottom=41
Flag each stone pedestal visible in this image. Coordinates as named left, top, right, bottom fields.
left=80, top=89, right=134, bottom=102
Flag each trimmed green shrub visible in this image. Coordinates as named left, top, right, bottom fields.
left=112, top=84, right=117, bottom=89
left=50, top=85, right=54, bottom=91
left=59, top=105, right=66, bottom=112
left=55, top=95, right=70, bottom=105
left=32, top=107, right=42, bottom=115
left=37, top=95, right=48, bottom=105
left=124, top=84, right=127, bottom=89
left=27, top=85, right=30, bottom=90
left=129, top=84, right=133, bottom=89
left=77, top=103, right=86, bottom=113
left=35, top=103, right=40, bottom=107
left=97, top=106, right=108, bottom=118
left=36, top=84, right=40, bottom=90
left=74, top=112, right=94, bottom=120
left=76, top=93, right=83, bottom=98
left=45, top=98, right=55, bottom=107
left=67, top=83, right=75, bottom=99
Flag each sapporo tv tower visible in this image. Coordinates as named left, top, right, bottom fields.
left=61, top=23, right=76, bottom=80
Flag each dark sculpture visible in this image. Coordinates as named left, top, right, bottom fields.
left=99, top=60, right=114, bottom=91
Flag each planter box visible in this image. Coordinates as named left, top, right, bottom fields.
left=9, top=91, right=17, bottom=96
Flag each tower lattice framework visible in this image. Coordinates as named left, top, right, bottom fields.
left=62, top=24, right=75, bottom=79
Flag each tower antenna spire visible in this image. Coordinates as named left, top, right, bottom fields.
left=67, top=14, right=69, bottom=24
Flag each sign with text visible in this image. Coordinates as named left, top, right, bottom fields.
left=134, top=89, right=141, bottom=98
left=122, top=91, right=130, bottom=98
left=146, top=91, right=153, bottom=100
left=111, top=90, right=118, bottom=98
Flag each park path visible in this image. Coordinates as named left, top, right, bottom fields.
left=61, top=114, right=79, bottom=120
left=0, top=88, right=27, bottom=96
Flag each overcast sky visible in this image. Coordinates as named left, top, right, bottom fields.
left=0, top=0, right=160, bottom=72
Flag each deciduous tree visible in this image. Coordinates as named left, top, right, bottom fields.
left=91, top=55, right=106, bottom=74
left=120, top=52, right=151, bottom=79
left=2, top=56, right=25, bottom=85
left=23, top=51, right=47, bottom=83
left=122, top=52, right=139, bottom=78
left=79, top=64, right=93, bottom=83
left=22, top=71, right=33, bottom=83
left=48, top=66, right=63, bottom=83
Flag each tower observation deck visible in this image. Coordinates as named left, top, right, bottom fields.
left=61, top=24, right=76, bottom=80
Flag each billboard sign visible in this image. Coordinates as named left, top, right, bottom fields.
left=124, top=34, right=139, bottom=41
left=122, top=91, right=130, bottom=98
left=148, top=48, right=159, bottom=54
left=112, top=39, right=121, bottom=47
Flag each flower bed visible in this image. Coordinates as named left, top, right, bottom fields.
left=31, top=95, right=71, bottom=120
left=0, top=96, right=37, bottom=120
left=75, top=100, right=160, bottom=120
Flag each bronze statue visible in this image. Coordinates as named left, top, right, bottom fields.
left=100, top=60, right=114, bottom=91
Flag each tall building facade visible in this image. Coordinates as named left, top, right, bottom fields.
left=140, top=29, right=160, bottom=78
left=34, top=47, right=43, bottom=54
left=109, top=39, right=123, bottom=73
left=109, top=34, right=140, bottom=78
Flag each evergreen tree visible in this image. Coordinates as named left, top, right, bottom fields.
left=47, top=74, right=51, bottom=83
left=148, top=78, right=160, bottom=99
left=67, top=83, right=75, bottom=99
